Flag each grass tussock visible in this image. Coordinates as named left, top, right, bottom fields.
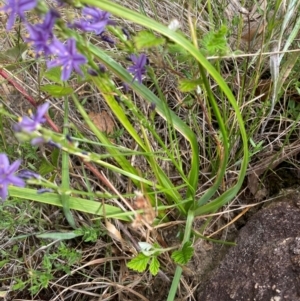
left=0, top=0, right=300, bottom=300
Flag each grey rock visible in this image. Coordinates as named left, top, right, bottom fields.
left=197, top=198, right=300, bottom=301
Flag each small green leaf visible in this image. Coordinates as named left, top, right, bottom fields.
left=42, top=256, right=52, bottom=270
left=12, top=278, right=26, bottom=291
left=39, top=158, right=56, bottom=176
left=171, top=241, right=194, bottom=265
left=36, top=231, right=82, bottom=240
left=75, top=226, right=99, bottom=242
left=127, top=253, right=150, bottom=272
left=134, top=30, right=165, bottom=50
left=149, top=256, right=160, bottom=276
left=178, top=78, right=202, bottom=92
left=51, top=148, right=60, bottom=168
left=201, top=25, right=229, bottom=55
left=167, top=44, right=192, bottom=62
left=44, top=67, right=63, bottom=84
left=0, top=43, right=28, bottom=62
left=0, top=259, right=9, bottom=268
left=40, top=85, right=74, bottom=97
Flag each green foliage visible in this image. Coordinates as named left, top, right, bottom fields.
left=44, top=67, right=63, bottom=84
left=26, top=242, right=81, bottom=294
left=149, top=256, right=160, bottom=276
left=74, top=225, right=101, bottom=242
left=178, top=78, right=202, bottom=92
left=56, top=242, right=81, bottom=267
left=287, top=99, right=300, bottom=119
left=36, top=231, right=82, bottom=240
left=29, top=270, right=53, bottom=294
left=134, top=30, right=165, bottom=49
left=167, top=43, right=192, bottom=63
left=39, top=157, right=56, bottom=176
left=201, top=25, right=229, bottom=55
left=20, top=143, right=40, bottom=162
left=40, top=84, right=74, bottom=97
left=1, top=0, right=254, bottom=299
left=171, top=241, right=194, bottom=265
left=127, top=240, right=194, bottom=275
left=0, top=43, right=27, bottom=62
left=12, top=278, right=27, bottom=291
left=0, top=259, right=9, bottom=268
left=127, top=253, right=150, bottom=273
left=127, top=242, right=167, bottom=275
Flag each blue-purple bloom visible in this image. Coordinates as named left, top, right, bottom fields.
left=14, top=102, right=49, bottom=133
left=127, top=54, right=147, bottom=84
left=26, top=10, right=59, bottom=56
left=31, top=137, right=46, bottom=145
left=1, top=0, right=37, bottom=30
left=122, top=28, right=130, bottom=40
left=101, top=34, right=115, bottom=44
left=0, top=153, right=25, bottom=201
left=47, top=140, right=62, bottom=149
left=37, top=188, right=54, bottom=194
left=18, top=169, right=40, bottom=179
left=47, top=38, right=87, bottom=81
left=72, top=7, right=114, bottom=35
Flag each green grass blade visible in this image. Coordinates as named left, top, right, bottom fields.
left=81, top=0, right=249, bottom=205
left=60, top=97, right=76, bottom=228
left=91, top=75, right=184, bottom=212
left=87, top=44, right=199, bottom=201
left=9, top=186, right=130, bottom=221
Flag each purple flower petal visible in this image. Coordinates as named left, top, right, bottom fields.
left=49, top=38, right=67, bottom=55
left=127, top=54, right=147, bottom=84
left=6, top=14, right=17, bottom=30
left=72, top=7, right=113, bottom=35
left=47, top=140, right=61, bottom=148
left=1, top=0, right=37, bottom=30
left=7, top=175, right=25, bottom=187
left=47, top=38, right=87, bottom=81
left=0, top=154, right=10, bottom=171
left=14, top=103, right=49, bottom=133
left=25, top=10, right=59, bottom=56
left=6, top=159, right=22, bottom=174
left=31, top=137, right=45, bottom=145
left=61, top=65, right=73, bottom=81
left=0, top=186, right=8, bottom=201
left=18, top=169, right=40, bottom=179
left=35, top=103, right=49, bottom=122
left=0, top=153, right=26, bottom=202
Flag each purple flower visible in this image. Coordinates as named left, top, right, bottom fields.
left=72, top=7, right=114, bottom=35
left=31, top=137, right=46, bottom=145
left=18, top=169, right=40, bottom=179
left=1, top=0, right=37, bottom=30
left=149, top=102, right=156, bottom=111
left=26, top=10, right=59, bottom=56
left=122, top=82, right=129, bottom=93
left=101, top=34, right=115, bottom=44
left=47, top=38, right=87, bottom=81
left=87, top=68, right=99, bottom=76
left=122, top=28, right=130, bottom=40
left=0, top=153, right=25, bottom=201
left=47, top=140, right=61, bottom=149
left=55, top=0, right=64, bottom=6
left=127, top=54, right=147, bottom=84
left=14, top=102, right=49, bottom=133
